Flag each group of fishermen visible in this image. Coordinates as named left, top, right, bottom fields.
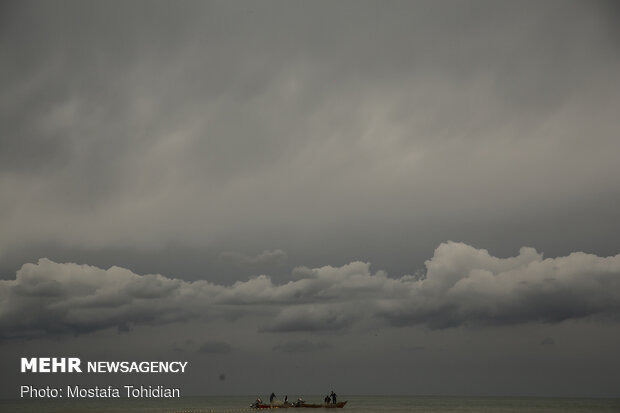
left=252, top=391, right=338, bottom=408
left=324, top=391, right=338, bottom=404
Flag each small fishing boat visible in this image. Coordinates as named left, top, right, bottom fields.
left=250, top=401, right=347, bottom=409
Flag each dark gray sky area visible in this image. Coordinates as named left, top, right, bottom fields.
left=1, top=0, right=620, bottom=398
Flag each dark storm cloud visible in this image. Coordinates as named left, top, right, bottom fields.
left=2, top=242, right=620, bottom=338
left=1, top=1, right=619, bottom=275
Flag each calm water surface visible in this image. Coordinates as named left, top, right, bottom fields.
left=1, top=395, right=619, bottom=413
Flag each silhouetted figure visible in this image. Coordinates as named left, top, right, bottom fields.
left=324, top=395, right=330, bottom=404
left=330, top=391, right=337, bottom=404
left=270, top=393, right=276, bottom=404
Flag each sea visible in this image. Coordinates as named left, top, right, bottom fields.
left=1, top=395, right=619, bottom=413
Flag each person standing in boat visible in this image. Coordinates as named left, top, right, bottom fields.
left=324, top=395, right=330, bottom=404
left=269, top=393, right=276, bottom=404
left=330, top=391, right=337, bottom=404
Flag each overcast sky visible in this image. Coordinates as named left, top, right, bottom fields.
left=1, top=0, right=620, bottom=399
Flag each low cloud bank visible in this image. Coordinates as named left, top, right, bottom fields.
left=378, top=242, right=620, bottom=328
left=1, top=242, right=619, bottom=338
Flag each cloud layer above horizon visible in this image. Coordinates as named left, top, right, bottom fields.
left=1, top=1, right=620, bottom=276
left=2, top=241, right=619, bottom=339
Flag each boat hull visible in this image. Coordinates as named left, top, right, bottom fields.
left=299, top=401, right=347, bottom=408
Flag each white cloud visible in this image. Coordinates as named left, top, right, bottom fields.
left=377, top=242, right=620, bottom=328
left=2, top=242, right=620, bottom=338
